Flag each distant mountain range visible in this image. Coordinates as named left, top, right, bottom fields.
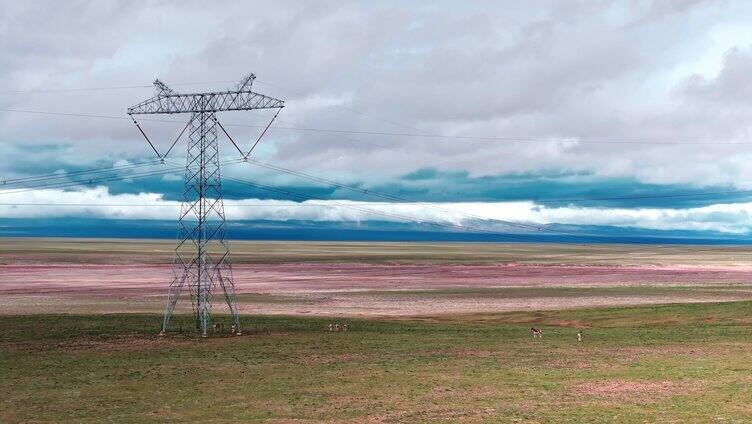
left=2, top=218, right=751, bottom=245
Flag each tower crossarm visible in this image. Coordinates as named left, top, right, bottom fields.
left=127, top=89, right=284, bottom=115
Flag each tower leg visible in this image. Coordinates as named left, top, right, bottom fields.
left=217, top=266, right=241, bottom=334
left=161, top=273, right=187, bottom=334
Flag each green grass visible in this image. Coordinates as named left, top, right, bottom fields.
left=4, top=302, right=752, bottom=422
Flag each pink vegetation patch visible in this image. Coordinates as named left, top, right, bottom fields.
left=2, top=263, right=752, bottom=296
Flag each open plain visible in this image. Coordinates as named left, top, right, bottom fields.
left=3, top=238, right=752, bottom=422
left=3, top=238, right=752, bottom=316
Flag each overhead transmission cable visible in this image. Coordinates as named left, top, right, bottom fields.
left=0, top=80, right=241, bottom=95
left=218, top=174, right=547, bottom=243
left=0, top=156, right=743, bottom=251
left=2, top=164, right=174, bottom=195
left=0, top=203, right=335, bottom=207
left=237, top=158, right=599, bottom=240
left=3, top=78, right=752, bottom=146
left=218, top=158, right=744, bottom=254
left=219, top=170, right=737, bottom=257
left=253, top=79, right=422, bottom=132
left=0, top=158, right=253, bottom=195
left=2, top=107, right=751, bottom=146
left=0, top=88, right=746, bottom=245
left=0, top=166, right=183, bottom=196
left=0, top=159, right=165, bottom=188
left=533, top=189, right=752, bottom=204
left=0, top=157, right=545, bottom=243
left=3, top=151, right=752, bottom=210
left=206, top=113, right=600, bottom=241
left=0, top=78, right=420, bottom=133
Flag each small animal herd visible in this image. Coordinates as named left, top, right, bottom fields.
left=211, top=323, right=239, bottom=334
left=328, top=322, right=348, bottom=332
left=531, top=327, right=583, bottom=342
left=324, top=324, right=583, bottom=341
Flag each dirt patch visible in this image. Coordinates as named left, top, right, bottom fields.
left=420, top=348, right=497, bottom=358
left=294, top=353, right=370, bottom=365
left=599, top=343, right=752, bottom=363
left=572, top=379, right=701, bottom=402
left=3, top=334, right=199, bottom=354
left=57, top=335, right=199, bottom=353
left=360, top=407, right=498, bottom=424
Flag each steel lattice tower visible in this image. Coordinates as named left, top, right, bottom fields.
left=128, top=74, right=284, bottom=337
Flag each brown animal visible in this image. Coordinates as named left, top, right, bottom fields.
left=213, top=323, right=223, bottom=333
left=531, top=327, right=542, bottom=338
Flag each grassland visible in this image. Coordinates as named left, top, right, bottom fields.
left=4, top=238, right=752, bottom=422
left=4, top=302, right=752, bottom=423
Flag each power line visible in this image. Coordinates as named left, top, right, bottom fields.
left=3, top=107, right=751, bottom=146
left=2, top=81, right=739, bottom=253
left=5, top=152, right=752, bottom=208
left=0, top=85, right=151, bottom=95
left=0, top=164, right=187, bottom=195
left=0, top=160, right=164, bottom=188
left=534, top=189, right=752, bottom=203
left=0, top=108, right=132, bottom=121
left=253, top=79, right=422, bottom=132
left=227, top=158, right=752, bottom=256
left=12, top=79, right=734, bottom=150
left=0, top=94, right=746, bottom=244
left=0, top=157, right=288, bottom=195
left=0, top=202, right=349, bottom=207
left=0, top=78, right=419, bottom=133
left=0, top=80, right=239, bottom=95
left=235, top=158, right=643, bottom=242
left=219, top=174, right=547, bottom=243
left=0, top=156, right=609, bottom=242
left=0, top=157, right=742, bottom=251
left=222, top=172, right=729, bottom=261
left=0, top=152, right=741, bottom=241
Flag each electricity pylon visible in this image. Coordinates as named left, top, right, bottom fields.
left=128, top=74, right=284, bottom=337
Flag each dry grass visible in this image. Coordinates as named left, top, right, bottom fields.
left=2, top=237, right=752, bottom=265
left=571, top=379, right=701, bottom=402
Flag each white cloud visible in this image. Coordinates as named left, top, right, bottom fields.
left=5, top=0, right=752, bottom=191
left=2, top=187, right=752, bottom=234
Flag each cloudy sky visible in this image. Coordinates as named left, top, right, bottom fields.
left=3, top=0, right=752, bottom=241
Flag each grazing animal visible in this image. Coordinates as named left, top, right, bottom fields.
left=531, top=327, right=543, bottom=338
left=328, top=322, right=348, bottom=332
left=213, top=323, right=223, bottom=333
left=577, top=331, right=583, bottom=342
